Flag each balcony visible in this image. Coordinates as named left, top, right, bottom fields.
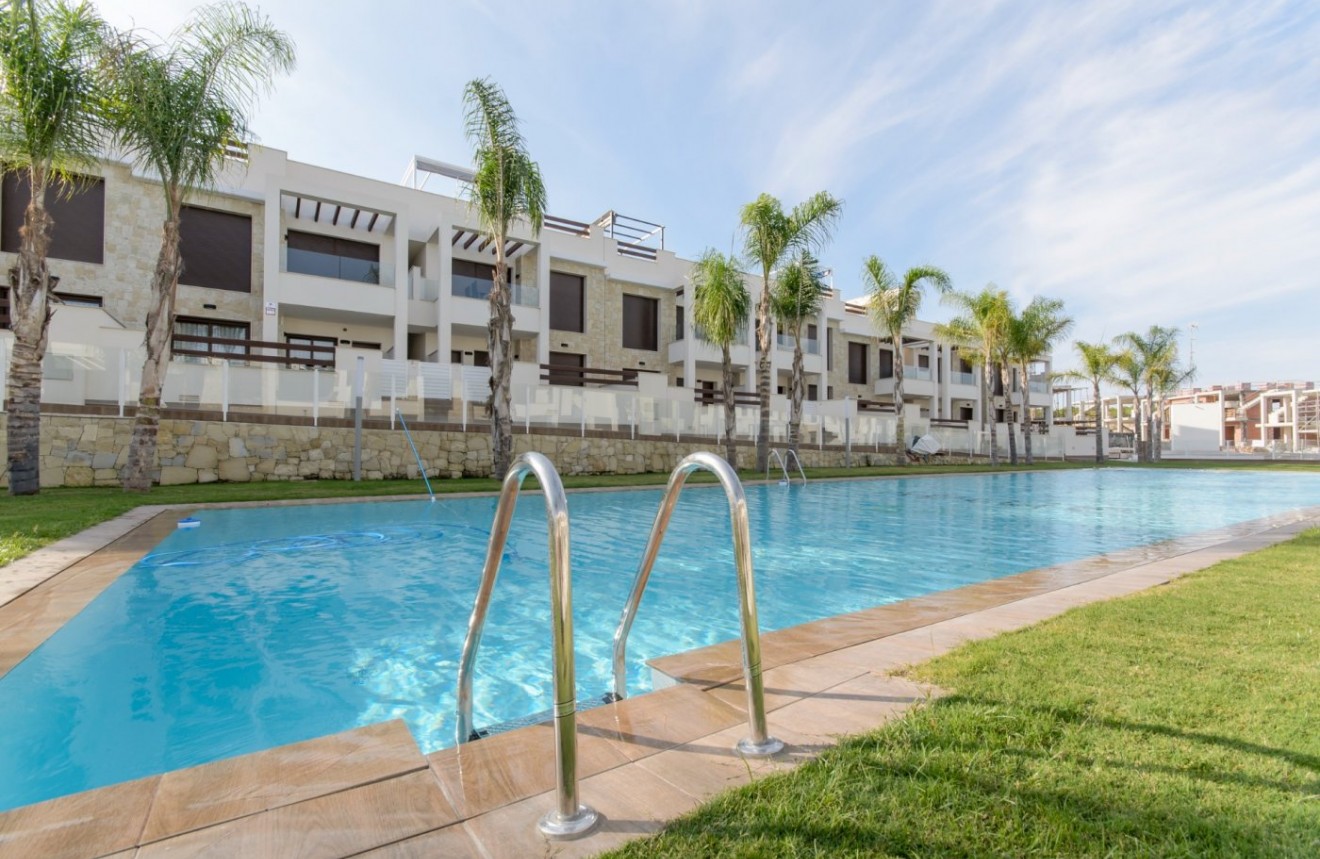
left=451, top=275, right=539, bottom=308
left=875, top=365, right=936, bottom=398
left=669, top=326, right=752, bottom=368
left=279, top=247, right=395, bottom=318
left=776, top=333, right=820, bottom=355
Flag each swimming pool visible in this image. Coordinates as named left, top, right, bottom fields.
left=2, top=468, right=1319, bottom=811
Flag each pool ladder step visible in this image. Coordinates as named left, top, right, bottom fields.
left=454, top=451, right=780, bottom=840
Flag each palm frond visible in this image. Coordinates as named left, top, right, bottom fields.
left=690, top=248, right=750, bottom=346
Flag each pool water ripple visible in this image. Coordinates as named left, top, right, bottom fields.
left=1, top=467, right=1318, bottom=811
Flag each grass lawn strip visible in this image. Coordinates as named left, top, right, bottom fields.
left=605, top=528, right=1320, bottom=858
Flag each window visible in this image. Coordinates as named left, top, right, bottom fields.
left=622, top=294, right=658, bottom=351
left=826, top=328, right=833, bottom=370
left=917, top=352, right=930, bottom=369
left=878, top=348, right=894, bottom=379
left=286, top=230, right=379, bottom=283
left=848, top=342, right=869, bottom=384
left=960, top=405, right=975, bottom=421
left=2, top=173, right=104, bottom=263
left=547, top=351, right=584, bottom=386
left=173, top=317, right=250, bottom=362
left=180, top=206, right=252, bottom=292
left=674, top=304, right=684, bottom=340
left=452, top=259, right=495, bottom=300
left=549, top=271, right=585, bottom=332
left=827, top=386, right=834, bottom=400
left=808, top=384, right=818, bottom=401
left=807, top=323, right=818, bottom=341
left=285, top=334, right=336, bottom=366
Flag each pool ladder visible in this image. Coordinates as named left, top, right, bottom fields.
left=456, top=451, right=781, bottom=840
left=767, top=447, right=807, bottom=484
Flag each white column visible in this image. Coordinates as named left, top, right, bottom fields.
left=536, top=245, right=550, bottom=365
left=391, top=214, right=408, bottom=360
left=261, top=181, right=282, bottom=342
left=437, top=219, right=453, bottom=364
left=943, top=345, right=954, bottom=418
left=682, top=290, right=695, bottom=389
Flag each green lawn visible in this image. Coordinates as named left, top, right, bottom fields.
left=606, top=528, right=1320, bottom=858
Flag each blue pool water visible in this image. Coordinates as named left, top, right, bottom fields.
left=2, top=468, right=1319, bottom=811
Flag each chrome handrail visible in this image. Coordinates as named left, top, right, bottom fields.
left=783, top=448, right=807, bottom=484
left=766, top=448, right=807, bottom=484
left=454, top=452, right=598, bottom=838
left=611, top=452, right=784, bottom=757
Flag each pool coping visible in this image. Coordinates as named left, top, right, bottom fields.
left=2, top=486, right=1319, bottom=858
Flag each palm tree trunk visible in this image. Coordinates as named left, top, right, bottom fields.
left=1001, top=364, right=1017, bottom=465
left=788, top=325, right=804, bottom=455
left=124, top=207, right=184, bottom=491
left=984, top=363, right=998, bottom=466
left=755, top=288, right=771, bottom=472
left=1020, top=361, right=1033, bottom=465
left=5, top=179, right=54, bottom=496
left=722, top=344, right=737, bottom=468
left=893, top=342, right=906, bottom=465
left=1145, top=390, right=1156, bottom=462
left=1092, top=379, right=1103, bottom=463
left=488, top=249, right=514, bottom=477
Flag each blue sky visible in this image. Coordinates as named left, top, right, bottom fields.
left=98, top=0, right=1320, bottom=387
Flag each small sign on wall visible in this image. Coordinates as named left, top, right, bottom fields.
left=264, top=301, right=276, bottom=316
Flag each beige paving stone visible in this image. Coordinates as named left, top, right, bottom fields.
left=135, top=769, right=456, bottom=859
left=701, top=655, right=867, bottom=714
left=462, top=763, right=699, bottom=859
left=576, top=683, right=745, bottom=762
left=142, top=720, right=426, bottom=843
left=634, top=722, right=825, bottom=803
left=352, top=822, right=485, bottom=858
left=428, top=719, right=630, bottom=819
left=0, top=774, right=159, bottom=859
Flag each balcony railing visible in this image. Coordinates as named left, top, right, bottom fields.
left=451, top=275, right=539, bottom=307
left=775, top=333, right=820, bottom=355
left=408, top=272, right=439, bottom=301
left=281, top=247, right=394, bottom=287
left=677, top=324, right=749, bottom=346
left=1029, top=375, right=1049, bottom=394
left=950, top=370, right=977, bottom=386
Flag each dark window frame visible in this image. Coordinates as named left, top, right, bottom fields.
left=848, top=341, right=869, bottom=385
left=549, top=270, right=585, bottom=333
left=180, top=205, right=253, bottom=293
left=622, top=294, right=659, bottom=351
left=2, top=172, right=105, bottom=264
left=173, top=316, right=251, bottom=361
left=286, top=229, right=380, bottom=284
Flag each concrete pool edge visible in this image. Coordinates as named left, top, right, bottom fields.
left=0, top=504, right=1316, bottom=857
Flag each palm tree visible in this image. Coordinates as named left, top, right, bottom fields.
left=112, top=2, right=294, bottom=491
left=462, top=77, right=545, bottom=477
left=770, top=250, right=827, bottom=454
left=0, top=0, right=108, bottom=495
left=935, top=285, right=1011, bottom=466
left=862, top=257, right=950, bottom=464
left=1062, top=340, right=1118, bottom=463
left=1117, top=325, right=1179, bottom=462
left=1005, top=297, right=1072, bottom=464
left=690, top=249, right=750, bottom=467
left=1110, top=349, right=1144, bottom=457
left=740, top=191, right=841, bottom=471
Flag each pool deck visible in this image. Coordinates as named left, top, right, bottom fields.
left=2, top=493, right=1318, bottom=859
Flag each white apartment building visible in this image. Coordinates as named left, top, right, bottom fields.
left=0, top=144, right=1056, bottom=448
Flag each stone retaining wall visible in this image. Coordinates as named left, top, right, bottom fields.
left=9, top=415, right=899, bottom=488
